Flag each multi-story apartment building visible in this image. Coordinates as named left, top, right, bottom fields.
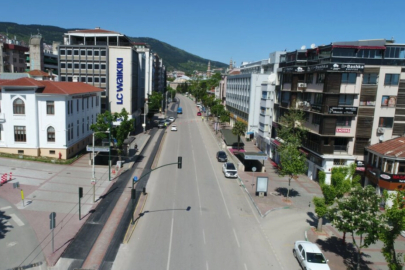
left=275, top=39, right=405, bottom=184
left=256, top=52, right=285, bottom=158
left=58, top=29, right=135, bottom=120
left=0, top=77, right=103, bottom=159
left=0, top=36, right=28, bottom=73
left=226, top=72, right=268, bottom=133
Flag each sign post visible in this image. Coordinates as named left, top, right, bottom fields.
left=50, top=212, right=56, bottom=253
left=21, top=189, right=25, bottom=207
left=251, top=167, right=257, bottom=192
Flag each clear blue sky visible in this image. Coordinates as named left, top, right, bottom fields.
left=3, top=0, right=405, bottom=67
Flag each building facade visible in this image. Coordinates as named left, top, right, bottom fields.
left=275, top=39, right=405, bottom=184
left=0, top=78, right=103, bottom=159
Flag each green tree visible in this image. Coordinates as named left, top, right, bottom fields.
left=232, top=121, right=247, bottom=150
left=219, top=110, right=230, bottom=124
left=148, top=91, right=163, bottom=111
left=90, top=108, right=134, bottom=160
left=314, top=163, right=361, bottom=231
left=328, top=186, right=382, bottom=270
left=313, top=197, right=328, bottom=231
left=277, top=109, right=307, bottom=145
left=380, top=190, right=405, bottom=270
left=278, top=142, right=307, bottom=199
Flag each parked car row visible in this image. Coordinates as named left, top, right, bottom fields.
left=157, top=117, right=176, bottom=128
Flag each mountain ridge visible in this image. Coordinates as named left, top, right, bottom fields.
left=0, top=22, right=228, bottom=74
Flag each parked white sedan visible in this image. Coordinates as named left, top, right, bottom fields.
left=171, top=125, right=177, bottom=131
left=168, top=117, right=175, bottom=123
left=293, top=241, right=330, bottom=270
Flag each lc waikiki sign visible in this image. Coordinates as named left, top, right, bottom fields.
left=116, top=58, right=123, bottom=105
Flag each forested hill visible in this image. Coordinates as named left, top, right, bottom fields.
left=0, top=22, right=227, bottom=74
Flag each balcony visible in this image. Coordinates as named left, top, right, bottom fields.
left=333, top=145, right=348, bottom=154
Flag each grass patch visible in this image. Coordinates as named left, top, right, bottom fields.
left=0, top=152, right=84, bottom=165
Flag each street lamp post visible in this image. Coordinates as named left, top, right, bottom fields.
left=92, top=129, right=110, bottom=202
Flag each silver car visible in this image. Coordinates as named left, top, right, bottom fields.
left=293, top=241, right=330, bottom=270
left=222, top=162, right=238, bottom=178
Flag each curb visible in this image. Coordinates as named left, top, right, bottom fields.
left=123, top=193, right=148, bottom=244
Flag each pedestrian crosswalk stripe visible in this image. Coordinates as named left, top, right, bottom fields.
left=10, top=213, right=24, bottom=226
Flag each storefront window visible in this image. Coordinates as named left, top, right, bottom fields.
left=398, top=162, right=405, bottom=174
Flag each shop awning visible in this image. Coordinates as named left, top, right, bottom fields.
left=242, top=152, right=268, bottom=161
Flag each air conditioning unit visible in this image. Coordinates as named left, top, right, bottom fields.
left=298, top=83, right=307, bottom=88
left=377, top=127, right=385, bottom=134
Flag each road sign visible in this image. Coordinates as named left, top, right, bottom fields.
left=252, top=167, right=257, bottom=172
left=91, top=179, right=96, bottom=185
left=86, top=145, right=110, bottom=152
left=133, top=176, right=138, bottom=182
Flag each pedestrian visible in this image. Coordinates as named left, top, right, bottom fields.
left=202, top=116, right=204, bottom=122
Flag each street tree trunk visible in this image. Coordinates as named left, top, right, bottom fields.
left=286, top=176, right=291, bottom=199
left=317, top=217, right=323, bottom=232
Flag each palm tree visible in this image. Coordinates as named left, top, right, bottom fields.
left=232, top=121, right=247, bottom=150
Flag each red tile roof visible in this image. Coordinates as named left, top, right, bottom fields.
left=366, top=137, right=405, bottom=158
left=28, top=70, right=52, bottom=77
left=0, top=78, right=103, bottom=95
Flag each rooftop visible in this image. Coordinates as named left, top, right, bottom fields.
left=366, top=137, right=405, bottom=158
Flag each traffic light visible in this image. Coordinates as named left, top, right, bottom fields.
left=178, top=156, right=182, bottom=169
left=79, top=187, right=83, bottom=198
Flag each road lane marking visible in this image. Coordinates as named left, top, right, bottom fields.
left=0, top=206, right=12, bottom=211
left=233, top=228, right=240, bottom=248
left=166, top=217, right=174, bottom=270
left=191, top=147, right=203, bottom=216
left=203, top=229, right=206, bottom=244
left=10, top=213, right=24, bottom=226
left=244, top=263, right=248, bottom=270
left=205, top=149, right=231, bottom=219
left=206, top=261, right=209, bottom=270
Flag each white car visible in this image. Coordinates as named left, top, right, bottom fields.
left=171, top=125, right=177, bottom=131
left=293, top=241, right=330, bottom=270
left=168, top=117, right=175, bottom=123
left=222, top=162, right=238, bottom=178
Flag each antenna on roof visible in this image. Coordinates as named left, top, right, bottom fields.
left=301, top=45, right=306, bottom=50
left=310, top=43, right=316, bottom=49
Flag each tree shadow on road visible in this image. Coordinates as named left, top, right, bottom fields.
left=0, top=210, right=12, bottom=239
left=306, top=211, right=328, bottom=227
left=275, top=187, right=300, bottom=198
left=316, top=236, right=373, bottom=270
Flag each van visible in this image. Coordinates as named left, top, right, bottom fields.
left=177, top=107, right=183, bottom=114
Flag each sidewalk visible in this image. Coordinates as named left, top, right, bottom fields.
left=0, top=129, right=150, bottom=269
left=205, top=118, right=405, bottom=270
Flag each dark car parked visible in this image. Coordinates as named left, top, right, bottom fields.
left=216, top=151, right=227, bottom=162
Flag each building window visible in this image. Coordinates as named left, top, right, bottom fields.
left=74, top=63, right=79, bottom=69
left=67, top=101, right=70, bottom=115
left=94, top=50, right=100, bottom=56
left=341, top=73, right=357, bottom=84
left=385, top=160, right=393, bottom=173
left=88, top=77, right=93, bottom=83
left=14, top=126, right=26, bottom=142
left=74, top=50, right=79, bottom=56
left=47, top=126, right=55, bottom=142
left=336, top=117, right=352, bottom=127
left=381, top=96, right=397, bottom=107
left=316, top=73, right=325, bottom=83
left=82, top=98, right=84, bottom=110
left=81, top=50, right=86, bottom=56
left=92, top=97, right=94, bottom=107
left=314, top=93, right=323, bottom=105
left=96, top=96, right=99, bottom=106
left=306, top=74, right=313, bottom=84
left=77, top=120, right=79, bottom=137
left=87, top=50, right=93, bottom=56
left=82, top=118, right=84, bottom=134
left=101, top=50, right=106, bottom=56
left=67, top=124, right=70, bottom=140
left=81, top=77, right=86, bottom=82
left=101, top=64, right=106, bottom=70
left=47, top=101, right=55, bottom=115
left=71, top=123, right=73, bottom=139
left=398, top=162, right=405, bottom=174
left=68, top=76, right=72, bottom=82
left=50, top=150, right=56, bottom=155
left=60, top=49, right=65, bottom=55
left=87, top=116, right=89, bottom=131
left=77, top=99, right=79, bottom=112
left=94, top=64, right=99, bottom=69
left=101, top=77, right=106, bottom=83
left=81, top=63, right=86, bottom=69
left=67, top=63, right=72, bottom=69
left=333, top=159, right=346, bottom=166
left=363, top=73, right=378, bottom=84
left=13, top=98, right=25, bottom=114
left=92, top=115, right=94, bottom=125
left=312, top=114, right=321, bottom=125
left=67, top=49, right=72, bottom=55
left=384, top=74, right=400, bottom=86
left=88, top=64, right=93, bottom=69
left=61, top=63, right=66, bottom=68
left=339, top=95, right=354, bottom=105
left=379, top=117, right=394, bottom=128
left=87, top=97, right=89, bottom=109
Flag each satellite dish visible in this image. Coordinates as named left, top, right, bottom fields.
left=311, top=43, right=316, bottom=49
left=268, top=73, right=276, bottom=83
left=301, top=45, right=306, bottom=50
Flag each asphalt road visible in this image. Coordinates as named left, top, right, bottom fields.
left=112, top=95, right=284, bottom=270
left=0, top=197, right=46, bottom=270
